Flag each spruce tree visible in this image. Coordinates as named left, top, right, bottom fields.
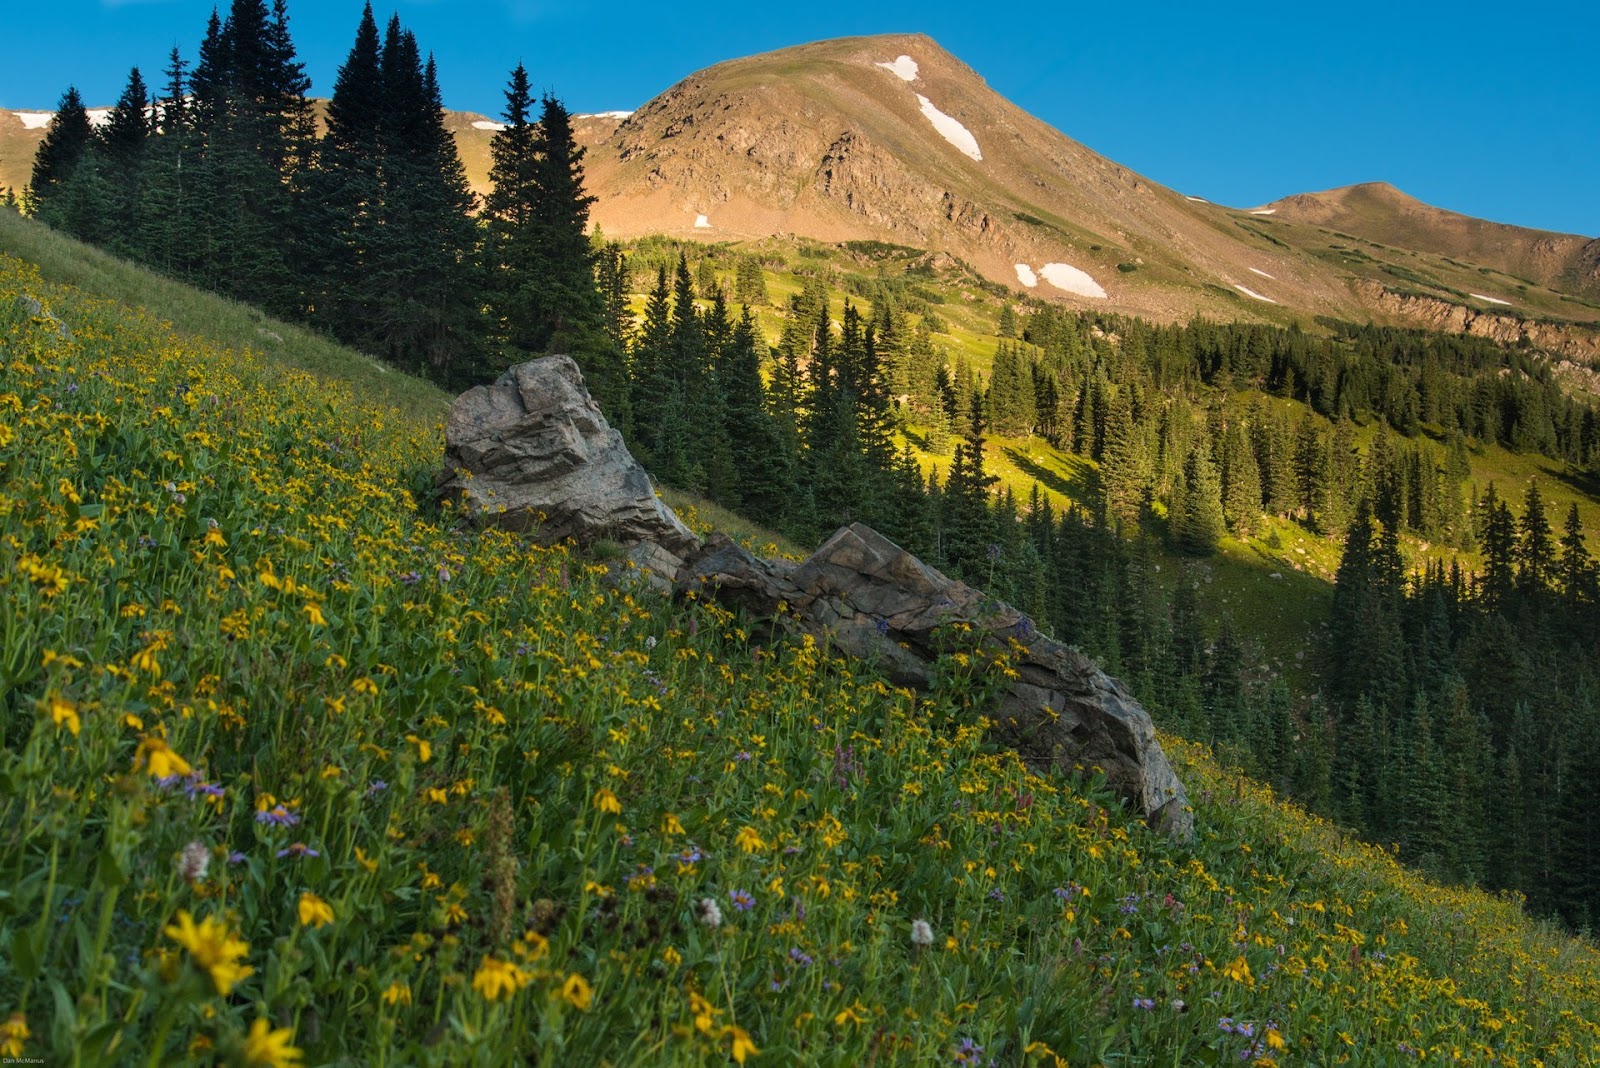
left=941, top=394, right=999, bottom=579
left=98, top=67, right=152, bottom=252
left=300, top=2, right=384, bottom=342
left=1172, top=444, right=1224, bottom=555
left=29, top=87, right=94, bottom=217
left=134, top=49, right=198, bottom=273
left=719, top=306, right=793, bottom=525
left=524, top=95, right=604, bottom=354
left=368, top=28, right=483, bottom=381
left=482, top=63, right=538, bottom=351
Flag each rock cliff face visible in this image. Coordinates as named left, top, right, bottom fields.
left=1356, top=282, right=1600, bottom=363
left=441, top=357, right=1194, bottom=839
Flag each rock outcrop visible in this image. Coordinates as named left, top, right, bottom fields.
left=678, top=526, right=1194, bottom=839
left=438, top=356, right=700, bottom=562
left=442, top=357, right=1192, bottom=839
left=1356, top=281, right=1600, bottom=362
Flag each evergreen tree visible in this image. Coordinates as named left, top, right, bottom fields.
left=1220, top=421, right=1262, bottom=536
left=719, top=306, right=794, bottom=526
left=98, top=67, right=152, bottom=253
left=134, top=49, right=199, bottom=273
left=734, top=256, right=768, bottom=306
left=29, top=87, right=94, bottom=217
left=524, top=95, right=604, bottom=354
left=370, top=35, right=484, bottom=382
left=941, top=394, right=999, bottom=579
left=482, top=63, right=540, bottom=357
left=1172, top=444, right=1224, bottom=555
left=188, top=0, right=315, bottom=314
left=300, top=2, right=384, bottom=343
left=1099, top=390, right=1145, bottom=529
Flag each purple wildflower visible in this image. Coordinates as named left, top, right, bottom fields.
left=255, top=804, right=301, bottom=827
left=729, top=889, right=755, bottom=912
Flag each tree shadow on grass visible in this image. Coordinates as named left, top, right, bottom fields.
left=1002, top=445, right=1098, bottom=506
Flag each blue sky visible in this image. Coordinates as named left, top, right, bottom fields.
left=4, top=0, right=1596, bottom=236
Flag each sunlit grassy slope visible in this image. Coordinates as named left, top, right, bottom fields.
left=4, top=216, right=1600, bottom=1064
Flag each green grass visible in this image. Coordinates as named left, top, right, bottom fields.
left=0, top=211, right=449, bottom=428
left=5, top=214, right=1600, bottom=1067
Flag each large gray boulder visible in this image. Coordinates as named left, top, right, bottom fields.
left=439, top=356, right=700, bottom=561
left=679, top=525, right=1194, bottom=839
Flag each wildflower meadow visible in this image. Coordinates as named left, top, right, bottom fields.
left=3, top=248, right=1600, bottom=1065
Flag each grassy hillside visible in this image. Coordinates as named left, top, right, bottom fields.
left=4, top=195, right=1600, bottom=1067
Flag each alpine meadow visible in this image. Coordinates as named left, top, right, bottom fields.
left=4, top=2, right=1600, bottom=1065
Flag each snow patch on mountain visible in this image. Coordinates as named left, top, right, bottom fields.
left=1248, top=209, right=1276, bottom=215
left=472, top=120, right=507, bottom=132
left=1249, top=267, right=1275, bottom=280
left=1039, top=263, right=1106, bottom=299
left=581, top=110, right=633, bottom=119
left=1234, top=284, right=1276, bottom=303
left=86, top=109, right=111, bottom=127
left=13, top=111, right=53, bottom=130
left=877, top=56, right=919, bottom=82
left=694, top=215, right=712, bottom=229
left=1014, top=264, right=1038, bottom=288
left=915, top=94, right=981, bottom=161
left=1185, top=195, right=1209, bottom=203
left=1470, top=293, right=1513, bottom=306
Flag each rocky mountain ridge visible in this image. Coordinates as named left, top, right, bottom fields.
left=6, top=34, right=1598, bottom=350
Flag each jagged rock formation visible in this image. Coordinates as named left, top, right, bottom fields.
left=437, top=355, right=699, bottom=559
left=442, top=357, right=1192, bottom=838
left=1354, top=281, right=1600, bottom=362
left=678, top=528, right=1193, bottom=839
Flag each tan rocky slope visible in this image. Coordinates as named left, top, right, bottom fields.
left=6, top=33, right=1599, bottom=346
left=564, top=33, right=1367, bottom=324
left=1266, top=181, right=1600, bottom=302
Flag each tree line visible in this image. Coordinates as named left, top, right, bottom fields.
left=25, top=0, right=611, bottom=391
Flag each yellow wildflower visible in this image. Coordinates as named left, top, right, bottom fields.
left=560, top=973, right=593, bottom=1011
left=302, top=602, right=326, bottom=627
left=723, top=1025, right=758, bottom=1064
left=472, top=956, right=530, bottom=1001
left=297, top=893, right=334, bottom=929
left=834, top=1002, right=868, bottom=1027
left=135, top=737, right=193, bottom=779
left=1222, top=955, right=1253, bottom=985
left=240, top=1017, right=302, bottom=1068
left=662, top=813, right=685, bottom=835
left=593, top=788, right=622, bottom=814
left=1, top=1013, right=29, bottom=1058
left=381, top=982, right=412, bottom=1006
left=163, top=910, right=254, bottom=995
left=691, top=991, right=720, bottom=1033
left=49, top=697, right=80, bottom=737
left=734, top=826, right=765, bottom=854
left=405, top=734, right=431, bottom=763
